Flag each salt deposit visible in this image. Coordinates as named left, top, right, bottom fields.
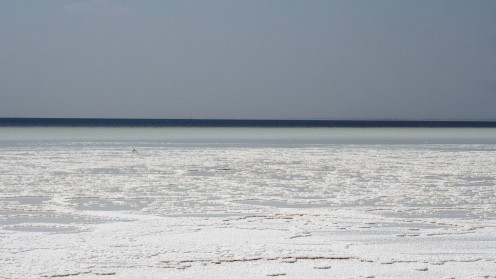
left=1, top=128, right=495, bottom=278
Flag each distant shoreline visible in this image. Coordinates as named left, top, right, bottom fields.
left=1, top=118, right=496, bottom=128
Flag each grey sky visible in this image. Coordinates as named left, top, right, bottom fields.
left=1, top=0, right=495, bottom=120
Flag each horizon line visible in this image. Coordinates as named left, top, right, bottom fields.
left=1, top=117, right=496, bottom=128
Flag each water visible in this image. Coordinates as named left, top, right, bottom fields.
left=1, top=127, right=496, bottom=232
left=1, top=126, right=496, bottom=144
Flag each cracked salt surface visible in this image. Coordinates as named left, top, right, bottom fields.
left=1, top=127, right=496, bottom=278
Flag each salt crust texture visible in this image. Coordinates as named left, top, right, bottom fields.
left=1, top=143, right=495, bottom=278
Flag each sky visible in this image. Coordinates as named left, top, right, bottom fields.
left=1, top=0, right=495, bottom=120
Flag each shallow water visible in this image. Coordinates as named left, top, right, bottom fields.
left=1, top=126, right=496, bottom=144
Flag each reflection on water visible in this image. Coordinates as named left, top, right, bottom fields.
left=72, top=197, right=152, bottom=211
left=235, top=199, right=333, bottom=208
left=4, top=226, right=79, bottom=233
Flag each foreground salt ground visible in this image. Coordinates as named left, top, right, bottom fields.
left=1, top=143, right=496, bottom=278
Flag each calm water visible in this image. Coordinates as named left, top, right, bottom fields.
left=1, top=127, right=496, bottom=144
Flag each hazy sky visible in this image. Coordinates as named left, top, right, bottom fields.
left=1, top=0, right=495, bottom=120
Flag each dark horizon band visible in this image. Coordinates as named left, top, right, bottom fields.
left=1, top=118, right=496, bottom=128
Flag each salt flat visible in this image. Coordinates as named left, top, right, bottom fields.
left=1, top=128, right=496, bottom=278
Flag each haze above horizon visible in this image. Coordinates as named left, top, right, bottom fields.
left=1, top=1, right=495, bottom=120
